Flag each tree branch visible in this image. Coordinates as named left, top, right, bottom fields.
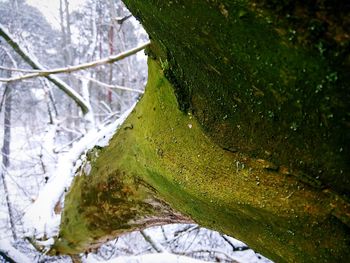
left=0, top=65, right=40, bottom=73
left=221, top=234, right=249, bottom=252
left=140, top=229, right=167, bottom=253
left=0, top=41, right=150, bottom=83
left=74, top=74, right=144, bottom=94
left=113, top=14, right=133, bottom=25
left=0, top=25, right=89, bottom=113
left=0, top=250, right=16, bottom=263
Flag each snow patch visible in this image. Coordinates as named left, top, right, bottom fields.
left=84, top=252, right=214, bottom=263
left=0, top=239, right=32, bottom=263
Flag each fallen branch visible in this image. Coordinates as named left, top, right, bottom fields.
left=0, top=41, right=150, bottom=83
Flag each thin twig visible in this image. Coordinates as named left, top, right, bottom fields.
left=221, top=234, right=249, bottom=252
left=140, top=229, right=167, bottom=253
left=180, top=249, right=238, bottom=262
left=0, top=41, right=150, bottom=83
left=113, top=14, right=133, bottom=25
left=0, top=65, right=40, bottom=73
left=75, top=74, right=144, bottom=93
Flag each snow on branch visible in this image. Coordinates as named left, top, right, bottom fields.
left=0, top=24, right=90, bottom=114
left=0, top=41, right=150, bottom=83
left=22, top=104, right=136, bottom=241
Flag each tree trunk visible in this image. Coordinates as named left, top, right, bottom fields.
left=54, top=1, right=350, bottom=262
left=1, top=82, right=17, bottom=240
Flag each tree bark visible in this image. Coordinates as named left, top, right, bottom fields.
left=54, top=1, right=350, bottom=262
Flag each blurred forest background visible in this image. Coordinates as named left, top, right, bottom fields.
left=0, top=0, right=271, bottom=262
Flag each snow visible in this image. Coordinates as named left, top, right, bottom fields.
left=0, top=239, right=31, bottom=263
left=22, top=104, right=136, bottom=240
left=89, top=224, right=272, bottom=263
left=84, top=252, right=214, bottom=263
left=222, top=234, right=248, bottom=248
left=81, top=78, right=95, bottom=131
left=231, top=250, right=272, bottom=263
left=95, top=103, right=137, bottom=147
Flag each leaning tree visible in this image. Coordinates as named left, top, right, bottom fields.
left=52, top=1, right=349, bottom=262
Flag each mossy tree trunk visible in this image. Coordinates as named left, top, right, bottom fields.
left=53, top=1, right=350, bottom=262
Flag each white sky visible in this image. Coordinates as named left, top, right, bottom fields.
left=26, top=0, right=86, bottom=29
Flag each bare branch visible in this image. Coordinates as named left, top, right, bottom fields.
left=140, top=229, right=167, bottom=253
left=0, top=24, right=90, bottom=113
left=74, top=74, right=144, bottom=93
left=0, top=65, right=40, bottom=73
left=0, top=250, right=16, bottom=263
left=113, top=14, right=133, bottom=25
left=0, top=41, right=150, bottom=83
left=221, top=234, right=249, bottom=252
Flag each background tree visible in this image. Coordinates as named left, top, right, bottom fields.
left=0, top=47, right=17, bottom=242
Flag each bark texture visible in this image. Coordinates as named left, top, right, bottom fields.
left=55, top=1, right=350, bottom=262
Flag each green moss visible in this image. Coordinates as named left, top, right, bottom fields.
left=123, top=0, right=350, bottom=197
left=55, top=0, right=350, bottom=260
left=55, top=59, right=350, bottom=262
